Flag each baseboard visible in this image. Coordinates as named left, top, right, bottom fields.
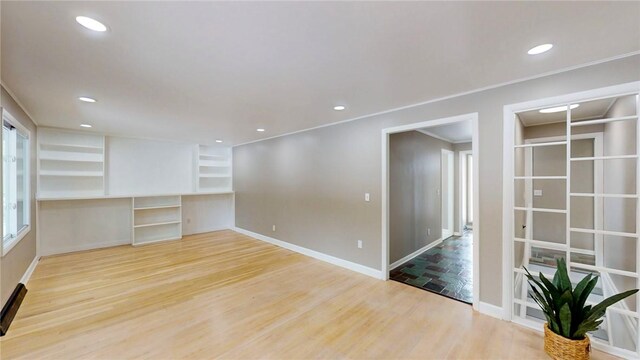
left=453, top=232, right=461, bottom=236
left=20, top=256, right=39, bottom=285
left=41, top=239, right=131, bottom=257
left=389, top=238, right=443, bottom=270
left=478, top=301, right=503, bottom=320
left=0, top=284, right=27, bottom=336
left=233, top=227, right=383, bottom=280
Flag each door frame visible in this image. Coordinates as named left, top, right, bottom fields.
left=459, top=150, right=473, bottom=233
left=441, top=148, right=455, bottom=239
left=381, top=112, right=480, bottom=310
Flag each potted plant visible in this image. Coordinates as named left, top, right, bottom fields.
left=524, top=258, right=638, bottom=360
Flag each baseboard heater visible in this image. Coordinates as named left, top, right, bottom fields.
left=0, top=283, right=27, bottom=336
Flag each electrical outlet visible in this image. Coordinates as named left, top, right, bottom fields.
left=357, top=240, right=363, bottom=249
left=272, top=225, right=276, bottom=232
left=365, top=193, right=370, bottom=202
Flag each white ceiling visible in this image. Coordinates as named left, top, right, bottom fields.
left=418, top=121, right=472, bottom=144
left=2, top=2, right=639, bottom=146
left=517, top=97, right=617, bottom=127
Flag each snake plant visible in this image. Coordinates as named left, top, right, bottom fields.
left=524, top=258, right=638, bottom=340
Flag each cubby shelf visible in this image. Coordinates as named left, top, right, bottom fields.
left=196, top=145, right=232, bottom=193
left=132, top=195, right=182, bottom=245
left=38, top=129, right=106, bottom=199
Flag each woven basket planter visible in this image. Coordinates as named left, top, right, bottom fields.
left=544, top=323, right=590, bottom=360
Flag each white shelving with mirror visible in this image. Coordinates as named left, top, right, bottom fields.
left=196, top=145, right=232, bottom=193
left=38, top=128, right=105, bottom=199
left=132, top=195, right=182, bottom=245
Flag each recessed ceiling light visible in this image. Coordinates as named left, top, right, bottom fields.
left=333, top=105, right=346, bottom=111
left=528, top=43, right=553, bottom=55
left=539, top=104, right=579, bottom=114
left=78, top=96, right=96, bottom=103
left=80, top=124, right=92, bottom=128
left=75, top=16, right=108, bottom=32
left=257, top=128, right=266, bottom=132
left=215, top=139, right=223, bottom=143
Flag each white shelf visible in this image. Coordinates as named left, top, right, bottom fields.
left=40, top=143, right=103, bottom=152
left=134, top=205, right=182, bottom=211
left=200, top=160, right=230, bottom=167
left=199, top=154, right=226, bottom=159
left=132, top=195, right=182, bottom=245
left=40, top=170, right=104, bottom=177
left=134, top=220, right=181, bottom=229
left=37, top=190, right=234, bottom=201
left=38, top=129, right=106, bottom=198
left=196, top=144, right=232, bottom=193
left=199, top=173, right=231, bottom=178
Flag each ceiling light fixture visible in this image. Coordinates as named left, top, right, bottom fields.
left=527, top=43, right=553, bottom=55
left=76, top=16, right=108, bottom=32
left=80, top=124, right=92, bottom=128
left=215, top=139, right=223, bottom=143
left=256, top=128, right=266, bottom=132
left=539, top=104, right=579, bottom=114
left=333, top=105, right=346, bottom=111
left=78, top=96, right=97, bottom=103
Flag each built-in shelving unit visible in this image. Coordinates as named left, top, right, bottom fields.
left=196, top=145, right=232, bottom=193
left=132, top=195, right=182, bottom=245
left=38, top=129, right=105, bottom=198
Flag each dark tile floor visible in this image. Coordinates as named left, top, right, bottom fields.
left=389, top=231, right=473, bottom=304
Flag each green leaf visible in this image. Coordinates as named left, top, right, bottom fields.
left=559, top=303, right=572, bottom=338
left=573, top=273, right=593, bottom=302
left=555, top=258, right=572, bottom=292
left=588, top=289, right=639, bottom=320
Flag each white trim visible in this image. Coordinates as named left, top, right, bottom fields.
left=416, top=129, right=470, bottom=144
left=234, top=52, right=640, bottom=148
left=233, top=227, right=383, bottom=280
left=389, top=238, right=443, bottom=270
left=19, top=256, right=39, bottom=285
left=459, top=149, right=472, bottom=232
left=478, top=301, right=503, bottom=320
left=0, top=81, right=39, bottom=126
left=382, top=112, right=480, bottom=311
left=441, top=148, right=455, bottom=240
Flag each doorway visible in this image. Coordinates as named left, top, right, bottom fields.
left=382, top=113, right=480, bottom=309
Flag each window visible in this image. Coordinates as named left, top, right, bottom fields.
left=2, top=110, right=30, bottom=256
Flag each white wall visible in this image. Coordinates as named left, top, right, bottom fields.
left=182, top=194, right=234, bottom=235
left=39, top=198, right=132, bottom=256
left=107, top=137, right=194, bottom=196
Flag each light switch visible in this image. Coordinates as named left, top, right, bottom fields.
left=534, top=189, right=543, bottom=197
left=365, top=193, right=370, bottom=202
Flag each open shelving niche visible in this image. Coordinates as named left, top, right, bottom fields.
left=196, top=145, right=232, bottom=193
left=132, top=195, right=182, bottom=245
left=38, top=128, right=105, bottom=199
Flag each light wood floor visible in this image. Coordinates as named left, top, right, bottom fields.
left=0, top=230, right=617, bottom=359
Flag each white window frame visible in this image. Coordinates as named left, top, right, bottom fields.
left=2, top=109, right=31, bottom=256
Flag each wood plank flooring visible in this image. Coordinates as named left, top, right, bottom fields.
left=0, top=230, right=618, bottom=359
